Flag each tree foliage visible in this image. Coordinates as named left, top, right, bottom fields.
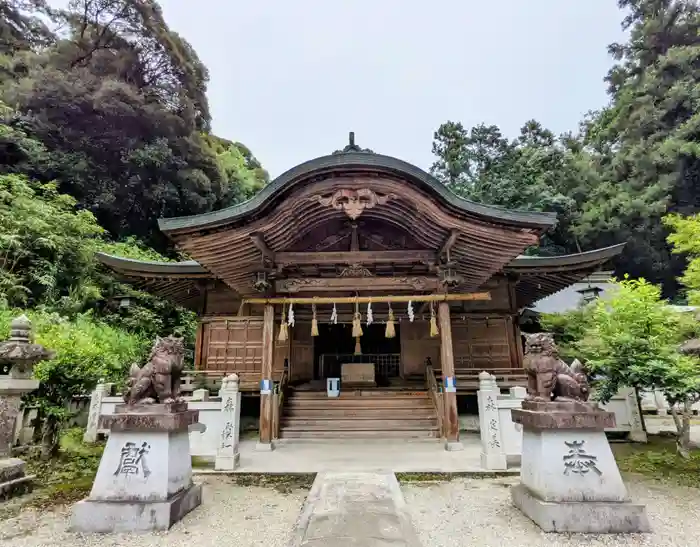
left=0, top=0, right=268, bottom=250
left=576, top=277, right=700, bottom=456
left=430, top=0, right=700, bottom=297
left=665, top=213, right=700, bottom=305
left=0, top=1, right=272, bottom=453
left=0, top=308, right=149, bottom=457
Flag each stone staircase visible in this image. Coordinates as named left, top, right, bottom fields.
left=279, top=389, right=440, bottom=440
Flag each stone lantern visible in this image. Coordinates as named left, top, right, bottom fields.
left=0, top=314, right=54, bottom=498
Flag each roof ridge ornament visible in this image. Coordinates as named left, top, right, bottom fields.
left=333, top=131, right=374, bottom=155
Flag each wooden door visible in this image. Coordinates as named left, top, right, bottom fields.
left=273, top=324, right=290, bottom=377
left=290, top=321, right=314, bottom=382
left=452, top=316, right=513, bottom=369
left=400, top=320, right=440, bottom=377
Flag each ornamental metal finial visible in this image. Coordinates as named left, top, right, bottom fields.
left=333, top=131, right=374, bottom=155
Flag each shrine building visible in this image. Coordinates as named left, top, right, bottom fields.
left=98, top=135, right=624, bottom=450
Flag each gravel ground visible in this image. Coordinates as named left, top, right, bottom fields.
left=403, top=476, right=700, bottom=547
left=0, top=477, right=306, bottom=547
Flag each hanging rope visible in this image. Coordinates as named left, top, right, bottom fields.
left=278, top=302, right=288, bottom=341
left=311, top=302, right=319, bottom=337
left=429, top=301, right=439, bottom=337
left=385, top=303, right=396, bottom=338
left=351, top=298, right=363, bottom=338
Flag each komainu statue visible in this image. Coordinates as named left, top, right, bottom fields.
left=123, top=335, right=185, bottom=406
left=523, top=333, right=590, bottom=403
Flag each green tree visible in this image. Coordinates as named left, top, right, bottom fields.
left=577, top=277, right=700, bottom=457
left=0, top=173, right=104, bottom=309
left=0, top=1, right=268, bottom=250
left=577, top=0, right=700, bottom=295
left=0, top=308, right=149, bottom=458
left=664, top=213, right=700, bottom=304
left=430, top=119, right=592, bottom=255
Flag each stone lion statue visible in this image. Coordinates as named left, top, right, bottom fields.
left=523, top=333, right=590, bottom=403
left=123, top=335, right=185, bottom=406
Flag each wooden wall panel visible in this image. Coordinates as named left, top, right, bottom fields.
left=400, top=320, right=440, bottom=376
left=199, top=318, right=263, bottom=372
left=203, top=284, right=241, bottom=316
left=463, top=278, right=511, bottom=312
left=290, top=322, right=314, bottom=382
left=451, top=315, right=516, bottom=369
left=274, top=324, right=290, bottom=374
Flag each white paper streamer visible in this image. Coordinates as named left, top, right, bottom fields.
left=330, top=303, right=338, bottom=324
left=366, top=302, right=373, bottom=325
left=287, top=302, right=295, bottom=327
left=407, top=300, right=415, bottom=322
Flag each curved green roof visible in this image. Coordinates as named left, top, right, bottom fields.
left=158, top=152, right=558, bottom=234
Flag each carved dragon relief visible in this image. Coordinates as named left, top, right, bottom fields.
left=310, top=188, right=397, bottom=220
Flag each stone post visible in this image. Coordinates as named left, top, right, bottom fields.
left=477, top=371, right=507, bottom=470
left=623, top=387, right=647, bottom=443
left=511, top=400, right=650, bottom=533
left=84, top=381, right=109, bottom=443
left=0, top=315, right=53, bottom=498
left=191, top=388, right=210, bottom=401
left=215, top=374, right=241, bottom=471
left=653, top=389, right=668, bottom=416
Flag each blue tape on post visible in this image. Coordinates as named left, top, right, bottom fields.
left=260, top=379, right=272, bottom=395
left=444, top=376, right=457, bottom=393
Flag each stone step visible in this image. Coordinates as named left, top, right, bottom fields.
left=282, top=418, right=438, bottom=429
left=286, top=397, right=433, bottom=408
left=290, top=390, right=429, bottom=398
left=284, top=408, right=437, bottom=419
left=279, top=429, right=440, bottom=439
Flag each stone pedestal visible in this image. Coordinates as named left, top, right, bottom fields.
left=70, top=402, right=202, bottom=533
left=511, top=400, right=650, bottom=533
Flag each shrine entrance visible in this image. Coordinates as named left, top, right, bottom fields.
left=313, top=322, right=402, bottom=383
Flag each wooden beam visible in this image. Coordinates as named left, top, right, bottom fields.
left=244, top=292, right=491, bottom=305
left=275, top=276, right=441, bottom=293
left=250, top=232, right=274, bottom=260
left=275, top=250, right=436, bottom=266
left=438, top=229, right=460, bottom=261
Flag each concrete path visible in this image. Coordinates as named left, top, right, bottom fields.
left=195, top=434, right=519, bottom=474
left=288, top=472, right=422, bottom=546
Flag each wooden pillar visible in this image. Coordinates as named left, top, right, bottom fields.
left=193, top=322, right=204, bottom=369
left=257, top=304, right=275, bottom=450
left=438, top=301, right=463, bottom=451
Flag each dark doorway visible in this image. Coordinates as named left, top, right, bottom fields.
left=313, top=322, right=401, bottom=384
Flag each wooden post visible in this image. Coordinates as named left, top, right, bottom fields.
left=438, top=301, right=463, bottom=451
left=193, top=322, right=204, bottom=369
left=257, top=304, right=275, bottom=450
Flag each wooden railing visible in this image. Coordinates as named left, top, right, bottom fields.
left=271, top=370, right=289, bottom=441
left=434, top=368, right=527, bottom=392
left=180, top=370, right=285, bottom=393
left=425, top=365, right=444, bottom=439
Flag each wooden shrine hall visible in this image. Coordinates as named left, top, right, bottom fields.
left=98, top=135, right=624, bottom=450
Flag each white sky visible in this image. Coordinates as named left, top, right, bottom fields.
left=48, top=1, right=627, bottom=178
